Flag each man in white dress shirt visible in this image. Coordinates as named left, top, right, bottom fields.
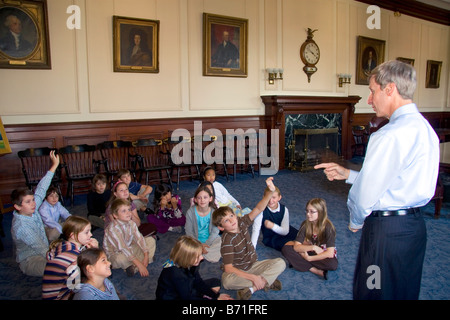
left=315, top=60, right=439, bottom=299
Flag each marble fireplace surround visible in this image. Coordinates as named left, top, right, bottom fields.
left=262, top=95, right=361, bottom=170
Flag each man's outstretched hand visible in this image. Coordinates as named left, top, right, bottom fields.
left=314, top=163, right=350, bottom=181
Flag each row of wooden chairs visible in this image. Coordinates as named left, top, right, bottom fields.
left=18, top=140, right=169, bottom=206
left=18, top=136, right=260, bottom=206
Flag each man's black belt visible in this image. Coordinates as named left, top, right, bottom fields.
left=370, top=207, right=421, bottom=217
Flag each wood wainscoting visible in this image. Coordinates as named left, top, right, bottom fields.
left=0, top=116, right=263, bottom=205
left=2, top=109, right=449, bottom=206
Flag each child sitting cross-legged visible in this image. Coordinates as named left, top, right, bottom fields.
left=281, top=198, right=338, bottom=280
left=103, top=198, right=156, bottom=277
left=212, top=177, right=286, bottom=300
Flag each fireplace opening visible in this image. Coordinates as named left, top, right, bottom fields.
left=288, top=127, right=342, bottom=171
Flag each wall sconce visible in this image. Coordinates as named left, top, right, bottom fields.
left=266, top=68, right=284, bottom=84
left=337, top=73, right=352, bottom=87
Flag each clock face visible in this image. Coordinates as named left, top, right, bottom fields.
left=302, top=42, right=320, bottom=65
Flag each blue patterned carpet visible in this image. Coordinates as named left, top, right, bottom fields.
left=1, top=168, right=449, bottom=300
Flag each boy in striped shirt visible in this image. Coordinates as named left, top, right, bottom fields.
left=212, top=177, right=286, bottom=300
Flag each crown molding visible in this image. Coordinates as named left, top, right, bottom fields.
left=356, top=0, right=450, bottom=25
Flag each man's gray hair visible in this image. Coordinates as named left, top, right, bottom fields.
left=370, top=60, right=417, bottom=100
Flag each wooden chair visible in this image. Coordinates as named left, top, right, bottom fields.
left=97, top=140, right=137, bottom=187
left=59, top=144, right=101, bottom=206
left=351, top=125, right=368, bottom=157
left=164, top=136, right=201, bottom=190
left=0, top=213, right=4, bottom=252
left=222, top=134, right=239, bottom=180
left=236, top=132, right=260, bottom=178
left=133, top=138, right=173, bottom=187
left=18, top=147, right=64, bottom=204
left=368, top=116, right=389, bottom=135
left=198, top=134, right=232, bottom=181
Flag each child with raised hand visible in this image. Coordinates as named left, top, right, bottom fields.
left=185, top=184, right=221, bottom=262
left=103, top=198, right=156, bottom=277
left=73, top=248, right=120, bottom=300
left=156, top=235, right=233, bottom=300
left=42, top=215, right=99, bottom=300
left=39, top=186, right=71, bottom=242
left=203, top=166, right=250, bottom=216
left=11, top=150, right=60, bottom=277
left=281, top=198, right=338, bottom=280
left=147, top=183, right=185, bottom=233
left=251, top=186, right=298, bottom=251
left=212, top=177, right=286, bottom=300
left=86, top=173, right=111, bottom=229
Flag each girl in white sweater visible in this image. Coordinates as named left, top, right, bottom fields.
left=203, top=166, right=250, bottom=217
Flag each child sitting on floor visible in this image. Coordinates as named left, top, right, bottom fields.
left=281, top=198, right=338, bottom=280
left=185, top=183, right=221, bottom=262
left=105, top=180, right=157, bottom=237
left=73, top=248, right=120, bottom=300
left=212, top=177, right=286, bottom=300
left=42, top=215, right=98, bottom=300
left=86, top=174, right=111, bottom=229
left=117, top=169, right=153, bottom=215
left=203, top=166, right=250, bottom=216
left=11, top=150, right=59, bottom=277
left=39, top=186, right=71, bottom=242
left=155, top=235, right=232, bottom=300
left=147, top=184, right=185, bottom=233
left=251, top=186, right=298, bottom=251
left=103, top=198, right=156, bottom=277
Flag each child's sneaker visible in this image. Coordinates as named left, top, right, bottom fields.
left=265, top=279, right=282, bottom=291
left=237, top=287, right=252, bottom=300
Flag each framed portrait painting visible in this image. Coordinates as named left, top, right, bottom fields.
left=425, top=60, right=442, bottom=89
left=203, top=13, right=248, bottom=77
left=0, top=0, right=51, bottom=69
left=355, top=36, right=385, bottom=85
left=396, top=57, right=415, bottom=66
left=113, top=16, right=159, bottom=73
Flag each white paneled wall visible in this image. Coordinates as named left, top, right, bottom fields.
left=1, top=0, right=448, bottom=125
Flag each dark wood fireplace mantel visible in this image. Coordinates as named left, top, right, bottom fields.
left=261, top=95, right=361, bottom=169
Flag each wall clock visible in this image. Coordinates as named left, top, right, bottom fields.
left=300, top=28, right=320, bottom=83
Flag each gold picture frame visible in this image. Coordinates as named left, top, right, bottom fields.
left=396, top=57, right=415, bottom=66
left=113, top=16, right=159, bottom=73
left=0, top=0, right=51, bottom=69
left=203, top=13, right=248, bottom=77
left=425, top=60, right=442, bottom=89
left=355, top=36, right=385, bottom=85
left=0, top=117, right=11, bottom=155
